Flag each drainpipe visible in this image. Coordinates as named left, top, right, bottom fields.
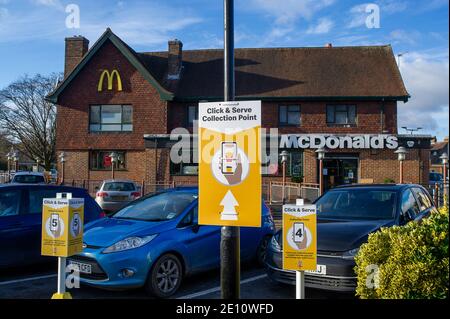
left=380, top=98, right=385, bottom=133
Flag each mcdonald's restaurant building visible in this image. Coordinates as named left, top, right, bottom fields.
left=47, top=29, right=432, bottom=191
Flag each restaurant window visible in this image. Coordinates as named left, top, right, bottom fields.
left=263, top=150, right=303, bottom=179
left=279, top=105, right=300, bottom=126
left=90, top=151, right=126, bottom=170
left=326, top=105, right=356, bottom=125
left=170, top=150, right=198, bottom=175
left=187, top=106, right=198, bottom=127
left=89, top=105, right=133, bottom=132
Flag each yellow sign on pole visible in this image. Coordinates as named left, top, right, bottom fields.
left=41, top=194, right=84, bottom=257
left=198, top=101, right=261, bottom=227
left=282, top=204, right=317, bottom=271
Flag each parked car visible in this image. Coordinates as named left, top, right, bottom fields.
left=95, top=179, right=141, bottom=215
left=69, top=187, right=275, bottom=298
left=265, top=184, right=437, bottom=292
left=429, top=172, right=444, bottom=186
left=0, top=184, right=104, bottom=268
left=11, top=172, right=47, bottom=184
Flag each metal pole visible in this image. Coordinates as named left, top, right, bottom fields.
left=296, top=271, right=305, bottom=299
left=7, top=160, right=10, bottom=182
left=319, top=159, right=324, bottom=195
left=221, top=0, right=240, bottom=300
left=112, top=162, right=115, bottom=179
left=399, top=161, right=403, bottom=184
left=57, top=257, right=66, bottom=295
left=282, top=161, right=286, bottom=204
left=61, top=161, right=65, bottom=185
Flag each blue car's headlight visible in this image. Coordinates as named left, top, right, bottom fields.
left=102, top=235, right=157, bottom=254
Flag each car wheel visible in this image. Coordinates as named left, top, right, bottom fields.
left=146, top=254, right=183, bottom=298
left=256, top=236, right=271, bottom=267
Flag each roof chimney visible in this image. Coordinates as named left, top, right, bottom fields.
left=168, top=39, right=183, bottom=80
left=65, top=35, right=89, bottom=77
left=325, top=43, right=333, bottom=48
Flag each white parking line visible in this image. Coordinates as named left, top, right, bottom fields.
left=177, top=274, right=267, bottom=299
left=0, top=274, right=56, bottom=286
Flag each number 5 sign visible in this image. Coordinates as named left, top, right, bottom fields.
left=41, top=193, right=84, bottom=257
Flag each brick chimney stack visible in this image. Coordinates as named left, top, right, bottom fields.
left=65, top=35, right=89, bottom=77
left=168, top=39, right=183, bottom=80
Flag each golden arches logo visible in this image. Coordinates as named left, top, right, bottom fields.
left=97, top=69, right=123, bottom=92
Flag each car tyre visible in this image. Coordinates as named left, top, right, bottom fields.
left=256, top=235, right=271, bottom=267
left=146, top=254, right=183, bottom=298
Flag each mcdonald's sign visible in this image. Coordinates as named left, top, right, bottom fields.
left=97, top=69, right=123, bottom=92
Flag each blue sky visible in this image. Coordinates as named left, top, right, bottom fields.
left=0, top=0, right=448, bottom=139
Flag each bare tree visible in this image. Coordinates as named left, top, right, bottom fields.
left=0, top=73, right=61, bottom=171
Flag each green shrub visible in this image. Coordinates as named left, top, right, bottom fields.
left=355, top=206, right=449, bottom=299
left=383, top=178, right=396, bottom=184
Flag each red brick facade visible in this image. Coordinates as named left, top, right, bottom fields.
left=55, top=35, right=429, bottom=188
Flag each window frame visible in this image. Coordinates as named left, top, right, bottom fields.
left=186, top=105, right=198, bottom=127
left=89, top=104, right=133, bottom=133
left=89, top=150, right=127, bottom=171
left=278, top=105, right=301, bottom=126
left=400, top=188, right=420, bottom=221
left=326, top=104, right=357, bottom=126
left=169, top=149, right=198, bottom=176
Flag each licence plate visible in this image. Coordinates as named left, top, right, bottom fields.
left=111, top=196, right=127, bottom=201
left=305, top=264, right=326, bottom=276
left=69, top=261, right=92, bottom=274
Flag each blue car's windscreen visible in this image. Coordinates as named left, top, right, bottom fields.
left=112, top=192, right=197, bottom=221
left=12, top=175, right=45, bottom=183
left=316, top=190, right=397, bottom=220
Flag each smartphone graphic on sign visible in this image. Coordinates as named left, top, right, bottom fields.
left=293, top=222, right=305, bottom=243
left=221, top=142, right=237, bottom=175
left=50, top=213, right=59, bottom=232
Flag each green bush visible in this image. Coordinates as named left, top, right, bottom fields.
left=355, top=206, right=449, bottom=299
left=383, top=178, right=396, bottom=184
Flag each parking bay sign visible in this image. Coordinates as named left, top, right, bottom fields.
left=198, top=101, right=261, bottom=227
left=282, top=204, right=317, bottom=271
left=41, top=195, right=84, bottom=257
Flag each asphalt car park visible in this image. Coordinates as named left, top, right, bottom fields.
left=0, top=262, right=352, bottom=299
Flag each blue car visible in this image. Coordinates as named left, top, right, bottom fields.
left=0, top=184, right=104, bottom=268
left=69, top=187, right=275, bottom=298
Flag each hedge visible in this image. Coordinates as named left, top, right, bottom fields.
left=355, top=205, right=449, bottom=299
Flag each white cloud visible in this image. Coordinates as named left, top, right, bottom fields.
left=31, top=0, right=64, bottom=10
left=251, top=0, right=335, bottom=25
left=306, top=18, right=334, bottom=34
left=388, top=29, right=421, bottom=45
left=0, top=1, right=202, bottom=46
left=398, top=50, right=449, bottom=139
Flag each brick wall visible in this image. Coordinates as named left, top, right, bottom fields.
left=168, top=100, right=397, bottom=134
left=57, top=39, right=167, bottom=152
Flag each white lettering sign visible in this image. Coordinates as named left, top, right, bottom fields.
left=279, top=134, right=398, bottom=150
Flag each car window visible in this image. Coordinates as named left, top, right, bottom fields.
left=28, top=189, right=60, bottom=214
left=179, top=206, right=198, bottom=227
left=412, top=188, right=432, bottom=212
left=12, top=175, right=45, bottom=184
left=0, top=190, right=20, bottom=217
left=113, top=191, right=197, bottom=221
left=316, top=189, right=397, bottom=220
left=401, top=189, right=420, bottom=219
left=103, top=182, right=135, bottom=191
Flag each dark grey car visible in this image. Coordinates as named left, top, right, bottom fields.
left=265, top=184, right=437, bottom=292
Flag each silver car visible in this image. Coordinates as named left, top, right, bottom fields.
left=95, top=180, right=141, bottom=214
